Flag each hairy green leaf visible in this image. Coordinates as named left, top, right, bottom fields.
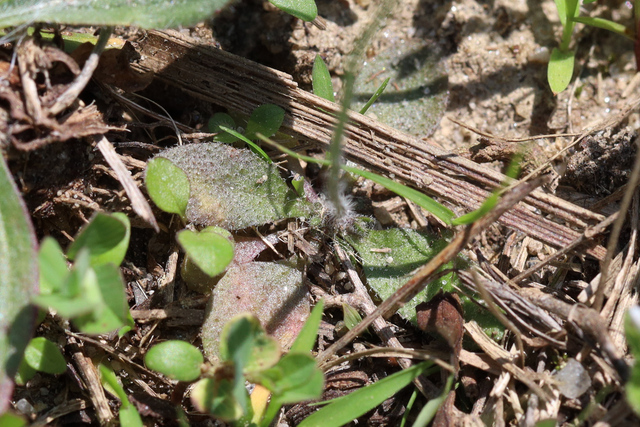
left=245, top=104, right=285, bottom=141
left=0, top=0, right=233, bottom=29
left=0, top=155, right=37, bottom=409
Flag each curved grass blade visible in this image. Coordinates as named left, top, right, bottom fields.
left=298, top=361, right=437, bottom=427
left=257, top=134, right=454, bottom=224
left=218, top=126, right=271, bottom=162
left=359, top=77, right=390, bottom=115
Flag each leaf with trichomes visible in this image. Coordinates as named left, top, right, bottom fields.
left=201, top=261, right=310, bottom=362
left=0, top=155, right=37, bottom=409
left=269, top=0, right=317, bottom=21
left=0, top=0, right=233, bottom=29
left=155, top=143, right=315, bottom=230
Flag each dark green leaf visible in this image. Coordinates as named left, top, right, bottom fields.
left=0, top=155, right=38, bottom=403
left=245, top=104, right=285, bottom=141
left=177, top=227, right=234, bottom=278
left=14, top=359, right=36, bottom=385
left=298, top=361, right=436, bottom=427
left=359, top=77, right=390, bottom=115
left=23, top=337, right=66, bottom=375
left=145, top=157, right=190, bottom=218
left=0, top=0, right=233, bottom=29
left=312, top=55, right=335, bottom=102
left=269, top=0, right=317, bottom=21
left=144, top=341, right=204, bottom=382
left=208, top=113, right=239, bottom=144
left=67, top=213, right=130, bottom=267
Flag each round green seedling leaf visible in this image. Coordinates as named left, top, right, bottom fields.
left=145, top=157, right=190, bottom=218
left=23, top=337, right=66, bottom=375
left=67, top=213, right=130, bottom=267
left=208, top=113, right=239, bottom=144
left=244, top=104, right=285, bottom=141
left=269, top=0, right=317, bottom=21
left=177, top=227, right=234, bottom=278
left=145, top=340, right=203, bottom=382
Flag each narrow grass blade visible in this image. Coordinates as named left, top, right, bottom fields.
left=219, top=126, right=271, bottom=162
left=359, top=77, right=390, bottom=115
left=298, top=361, right=436, bottom=427
left=290, top=299, right=324, bottom=353
left=412, top=375, right=453, bottom=427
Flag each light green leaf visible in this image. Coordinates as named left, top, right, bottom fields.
left=208, top=113, right=239, bottom=144
left=191, top=377, right=246, bottom=421
left=0, top=0, right=233, bottom=29
left=245, top=104, right=285, bottom=141
left=342, top=303, right=363, bottom=331
left=145, top=157, right=190, bottom=218
left=359, top=77, right=390, bottom=115
left=548, top=48, right=575, bottom=94
left=289, top=298, right=324, bottom=354
left=256, top=353, right=323, bottom=403
left=269, top=0, right=317, bottom=21
left=73, top=263, right=132, bottom=334
left=312, top=55, right=335, bottom=102
left=23, top=337, right=66, bottom=375
left=67, top=213, right=130, bottom=267
left=38, top=237, right=68, bottom=295
left=98, top=364, right=128, bottom=402
left=571, top=16, right=633, bottom=39
left=0, top=154, right=38, bottom=401
left=119, top=405, right=144, bottom=427
left=298, top=361, right=436, bottom=427
left=177, top=227, right=234, bottom=278
left=0, top=412, right=27, bottom=427
left=156, top=143, right=315, bottom=230
left=144, top=341, right=203, bottom=382
left=219, top=126, right=271, bottom=162
left=413, top=375, right=453, bottom=427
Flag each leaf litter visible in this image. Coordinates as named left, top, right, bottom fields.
left=3, top=0, right=640, bottom=425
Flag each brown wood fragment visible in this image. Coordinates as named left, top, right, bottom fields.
left=134, top=29, right=607, bottom=260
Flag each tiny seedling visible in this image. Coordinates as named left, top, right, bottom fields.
left=144, top=300, right=325, bottom=426
left=34, top=212, right=134, bottom=335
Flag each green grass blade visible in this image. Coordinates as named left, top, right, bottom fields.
left=290, top=299, right=324, bottom=353
left=257, top=134, right=454, bottom=224
left=572, top=16, right=634, bottom=39
left=412, top=375, right=453, bottom=427
left=359, top=77, right=390, bottom=115
left=219, top=126, right=271, bottom=162
left=298, top=362, right=436, bottom=427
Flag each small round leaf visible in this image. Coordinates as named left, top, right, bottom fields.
left=177, top=227, right=234, bottom=278
left=145, top=157, right=190, bottom=217
left=144, top=340, right=203, bottom=382
left=208, top=113, right=239, bottom=143
left=24, top=337, right=66, bottom=375
left=244, top=104, right=285, bottom=140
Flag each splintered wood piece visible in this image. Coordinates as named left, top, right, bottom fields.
left=133, top=29, right=607, bottom=260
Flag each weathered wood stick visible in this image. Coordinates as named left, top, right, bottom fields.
left=134, top=29, right=606, bottom=260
